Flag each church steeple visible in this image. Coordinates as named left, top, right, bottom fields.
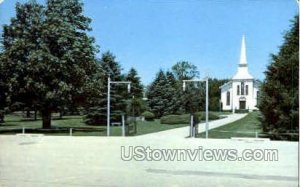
left=232, top=35, right=253, bottom=80
left=239, top=35, right=247, bottom=66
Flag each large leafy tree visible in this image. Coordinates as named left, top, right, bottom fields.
left=258, top=16, right=299, bottom=140
left=0, top=0, right=100, bottom=128
left=171, top=61, right=199, bottom=80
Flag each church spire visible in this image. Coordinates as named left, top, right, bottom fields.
left=239, top=35, right=247, bottom=66
left=232, top=35, right=253, bottom=80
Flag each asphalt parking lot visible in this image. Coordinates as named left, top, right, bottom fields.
left=0, top=134, right=298, bottom=187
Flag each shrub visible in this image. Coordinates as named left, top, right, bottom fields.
left=142, top=111, right=155, bottom=121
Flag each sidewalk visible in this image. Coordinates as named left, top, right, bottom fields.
left=139, top=113, right=247, bottom=138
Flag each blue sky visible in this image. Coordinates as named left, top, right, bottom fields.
left=0, top=0, right=298, bottom=85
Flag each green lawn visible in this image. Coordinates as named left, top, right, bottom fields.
left=197, top=111, right=262, bottom=139
left=134, top=119, right=187, bottom=136
left=0, top=114, right=188, bottom=136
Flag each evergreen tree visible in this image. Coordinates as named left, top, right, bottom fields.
left=147, top=70, right=183, bottom=117
left=125, top=68, right=143, bottom=98
left=0, top=0, right=99, bottom=128
left=147, top=70, right=169, bottom=117
left=258, top=15, right=299, bottom=140
left=125, top=68, right=144, bottom=116
left=85, top=52, right=127, bottom=125
left=164, top=71, right=180, bottom=114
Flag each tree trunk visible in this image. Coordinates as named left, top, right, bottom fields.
left=42, top=110, right=51, bottom=129
left=59, top=108, right=63, bottom=119
left=26, top=110, right=31, bottom=118
left=34, top=110, right=37, bottom=121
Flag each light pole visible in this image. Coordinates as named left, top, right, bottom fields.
left=107, top=76, right=131, bottom=136
left=182, top=77, right=209, bottom=139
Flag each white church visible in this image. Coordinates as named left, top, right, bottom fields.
left=220, top=35, right=260, bottom=112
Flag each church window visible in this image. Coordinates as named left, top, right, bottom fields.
left=245, top=85, right=248, bottom=95
left=237, top=85, right=240, bottom=95
left=226, top=91, right=230, bottom=106
left=241, top=82, right=244, bottom=95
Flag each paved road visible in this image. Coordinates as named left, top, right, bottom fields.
left=139, top=113, right=247, bottom=138
left=0, top=134, right=298, bottom=187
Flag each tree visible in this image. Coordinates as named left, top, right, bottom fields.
left=164, top=71, right=180, bottom=114
left=147, top=70, right=182, bottom=117
left=85, top=52, right=127, bottom=125
left=171, top=61, right=199, bottom=80
left=0, top=53, right=6, bottom=123
left=125, top=68, right=143, bottom=98
left=147, top=70, right=169, bottom=117
left=258, top=15, right=299, bottom=140
left=125, top=68, right=144, bottom=116
left=208, top=78, right=228, bottom=111
left=0, top=0, right=100, bottom=128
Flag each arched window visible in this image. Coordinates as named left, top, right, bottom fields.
left=237, top=85, right=240, bottom=95
left=226, top=91, right=230, bottom=106
left=241, top=82, right=244, bottom=95
left=245, top=85, right=248, bottom=95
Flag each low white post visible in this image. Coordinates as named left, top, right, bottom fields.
left=22, top=127, right=25, bottom=134
left=70, top=128, right=73, bottom=136
left=122, top=115, right=125, bottom=137
left=255, top=131, right=258, bottom=138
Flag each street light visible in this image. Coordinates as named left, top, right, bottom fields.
left=182, top=77, right=209, bottom=139
left=107, top=76, right=131, bottom=136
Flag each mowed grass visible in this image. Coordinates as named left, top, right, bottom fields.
left=197, top=111, right=262, bottom=139
left=0, top=114, right=188, bottom=136
left=134, top=119, right=187, bottom=136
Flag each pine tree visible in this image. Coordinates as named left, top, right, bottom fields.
left=147, top=70, right=182, bottom=117
left=85, top=52, right=127, bottom=125
left=125, top=68, right=143, bottom=98
left=147, top=70, right=169, bottom=117
left=258, top=15, right=299, bottom=140
left=125, top=68, right=144, bottom=116
left=164, top=71, right=180, bottom=115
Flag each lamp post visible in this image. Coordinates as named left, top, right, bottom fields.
left=182, top=77, right=209, bottom=139
left=107, top=76, right=131, bottom=136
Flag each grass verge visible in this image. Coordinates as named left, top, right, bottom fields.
left=197, top=111, right=262, bottom=139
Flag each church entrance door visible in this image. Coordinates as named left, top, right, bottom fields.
left=239, top=101, right=246, bottom=109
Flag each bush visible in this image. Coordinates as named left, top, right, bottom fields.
left=142, top=111, right=155, bottom=121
